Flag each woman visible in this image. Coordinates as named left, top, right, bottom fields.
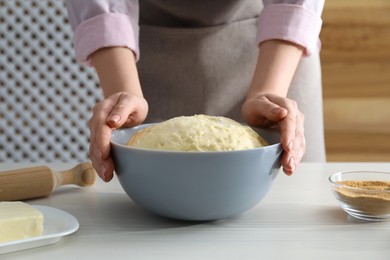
left=67, top=0, right=326, bottom=182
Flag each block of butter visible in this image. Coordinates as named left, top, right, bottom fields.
left=0, top=201, right=44, bottom=243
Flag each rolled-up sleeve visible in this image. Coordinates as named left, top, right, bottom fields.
left=258, top=0, right=325, bottom=55
left=66, top=0, right=139, bottom=64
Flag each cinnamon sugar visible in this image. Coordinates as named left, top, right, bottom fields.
left=335, top=180, right=390, bottom=216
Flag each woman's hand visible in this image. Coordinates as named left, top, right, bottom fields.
left=88, top=92, right=148, bottom=182
left=88, top=47, right=145, bottom=182
left=244, top=40, right=305, bottom=175
left=242, top=93, right=305, bottom=175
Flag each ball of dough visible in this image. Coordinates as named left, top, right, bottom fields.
left=127, top=115, right=269, bottom=151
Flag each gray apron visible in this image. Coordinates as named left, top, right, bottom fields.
left=137, top=0, right=326, bottom=162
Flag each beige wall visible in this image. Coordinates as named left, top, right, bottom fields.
left=321, top=0, right=390, bottom=161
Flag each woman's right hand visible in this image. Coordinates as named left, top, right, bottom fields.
left=88, top=92, right=148, bottom=182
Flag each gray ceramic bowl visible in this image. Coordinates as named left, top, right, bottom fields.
left=111, top=124, right=282, bottom=221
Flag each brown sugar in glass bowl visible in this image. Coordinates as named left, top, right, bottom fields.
left=329, top=171, right=390, bottom=221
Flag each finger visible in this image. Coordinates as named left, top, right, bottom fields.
left=89, top=142, right=115, bottom=182
left=101, top=158, right=115, bottom=182
left=91, top=99, right=120, bottom=159
left=106, top=94, right=145, bottom=128
left=282, top=136, right=300, bottom=176
left=281, top=150, right=295, bottom=176
left=88, top=102, right=115, bottom=174
left=292, top=112, right=306, bottom=165
left=92, top=124, right=112, bottom=160
left=88, top=102, right=111, bottom=156
left=88, top=114, right=103, bottom=179
left=281, top=112, right=306, bottom=175
left=243, top=96, right=288, bottom=126
left=89, top=144, right=103, bottom=180
left=260, top=95, right=289, bottom=121
left=277, top=100, right=299, bottom=153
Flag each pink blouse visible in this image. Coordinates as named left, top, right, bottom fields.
left=66, top=0, right=324, bottom=64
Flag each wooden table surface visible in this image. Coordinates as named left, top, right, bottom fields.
left=2, top=162, right=390, bottom=260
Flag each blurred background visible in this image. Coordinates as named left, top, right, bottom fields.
left=1, top=0, right=389, bottom=162
left=0, top=0, right=101, bottom=162
left=320, top=0, right=390, bottom=162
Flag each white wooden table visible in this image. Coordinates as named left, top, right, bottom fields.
left=2, top=162, right=390, bottom=259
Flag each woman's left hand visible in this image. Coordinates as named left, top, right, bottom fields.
left=242, top=93, right=306, bottom=175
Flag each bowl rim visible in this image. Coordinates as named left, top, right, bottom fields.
left=110, top=124, right=282, bottom=155
left=329, top=170, right=390, bottom=194
left=111, top=138, right=282, bottom=155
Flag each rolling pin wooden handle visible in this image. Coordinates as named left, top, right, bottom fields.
left=59, top=163, right=96, bottom=187
left=0, top=166, right=56, bottom=201
left=0, top=163, right=96, bottom=201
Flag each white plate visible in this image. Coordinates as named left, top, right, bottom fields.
left=0, top=205, right=79, bottom=255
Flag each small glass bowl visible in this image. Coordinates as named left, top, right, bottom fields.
left=329, top=171, right=390, bottom=221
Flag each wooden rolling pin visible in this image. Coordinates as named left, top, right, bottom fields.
left=0, top=162, right=96, bottom=201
